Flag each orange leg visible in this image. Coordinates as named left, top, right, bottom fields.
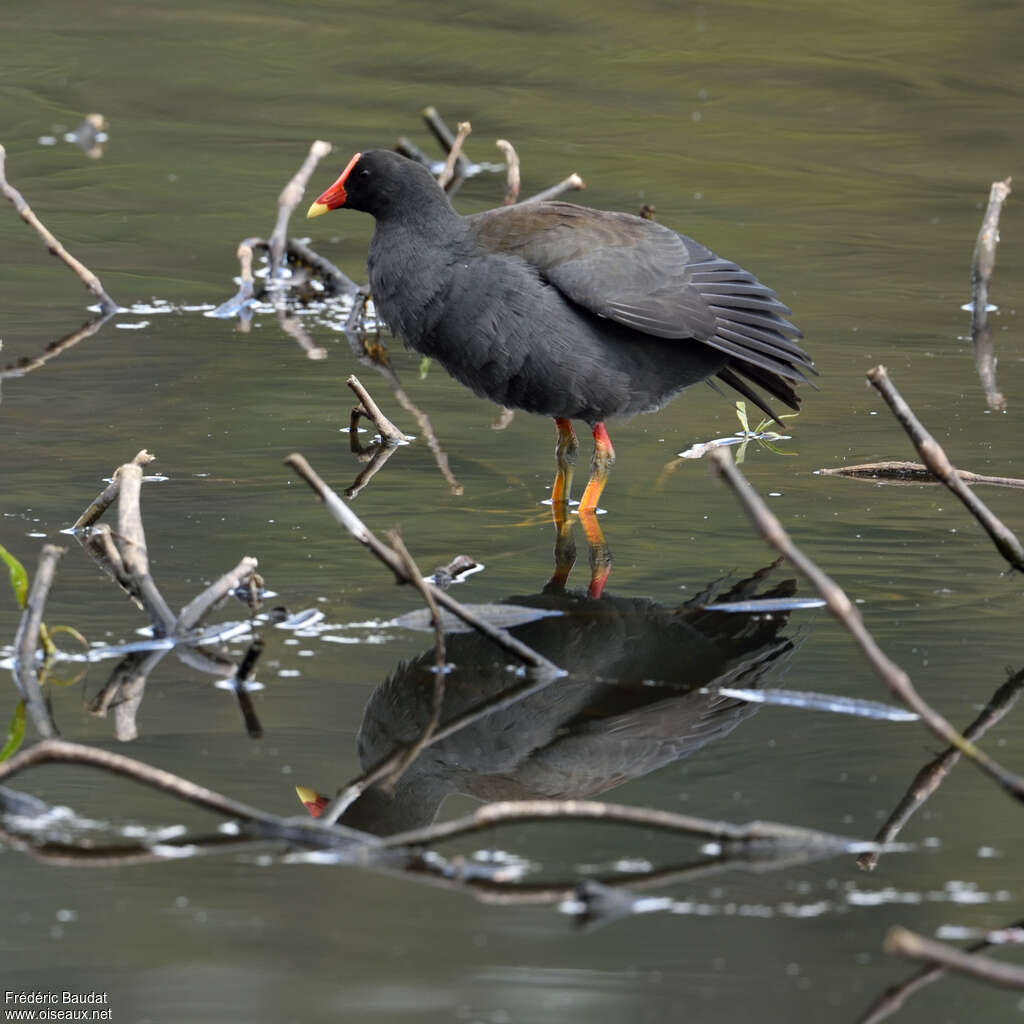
left=577, top=422, right=616, bottom=513
left=551, top=417, right=579, bottom=506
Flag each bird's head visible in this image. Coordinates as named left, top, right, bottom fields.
left=307, top=149, right=441, bottom=220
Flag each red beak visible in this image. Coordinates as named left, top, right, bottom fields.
left=307, top=152, right=362, bottom=218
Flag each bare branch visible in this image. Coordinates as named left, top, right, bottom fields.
left=376, top=798, right=867, bottom=853
left=176, top=557, right=259, bottom=633
left=436, top=121, right=472, bottom=189
left=866, top=365, right=1024, bottom=572
left=71, top=450, right=155, bottom=530
left=268, top=139, right=333, bottom=278
left=116, top=462, right=177, bottom=635
left=0, top=144, right=118, bottom=314
left=884, top=926, right=1024, bottom=989
left=346, top=374, right=407, bottom=444
left=708, top=445, right=1024, bottom=799
left=283, top=453, right=560, bottom=675
left=523, top=173, right=585, bottom=204
left=970, top=177, right=1012, bottom=337
left=859, top=668, right=1024, bottom=870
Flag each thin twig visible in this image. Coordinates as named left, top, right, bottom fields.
left=346, top=374, right=407, bottom=443
left=523, top=174, right=585, bottom=204
left=12, top=544, right=65, bottom=738
left=436, top=121, right=472, bottom=190
left=867, top=365, right=1024, bottom=572
left=71, top=450, right=155, bottom=531
left=0, top=739, right=324, bottom=837
left=818, top=460, right=1024, bottom=489
left=859, top=668, right=1024, bottom=870
left=376, top=798, right=866, bottom=852
left=495, top=139, right=520, bottom=204
left=708, top=446, right=1024, bottom=800
left=883, top=926, right=1024, bottom=989
left=176, top=556, right=259, bottom=633
left=422, top=107, right=470, bottom=180
left=283, top=453, right=560, bottom=673
left=343, top=329, right=463, bottom=494
left=268, top=140, right=332, bottom=278
left=0, top=144, right=118, bottom=315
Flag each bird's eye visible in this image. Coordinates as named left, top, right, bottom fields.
left=360, top=169, right=371, bottom=179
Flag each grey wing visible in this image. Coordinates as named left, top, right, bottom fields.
left=470, top=203, right=814, bottom=386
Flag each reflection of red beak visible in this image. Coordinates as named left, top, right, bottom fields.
left=295, top=785, right=330, bottom=817
left=306, top=152, right=362, bottom=218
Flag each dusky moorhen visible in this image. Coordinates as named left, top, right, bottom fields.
left=309, top=150, right=813, bottom=509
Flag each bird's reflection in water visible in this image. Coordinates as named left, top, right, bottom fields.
left=338, top=564, right=798, bottom=836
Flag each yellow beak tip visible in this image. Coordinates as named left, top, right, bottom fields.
left=306, top=201, right=329, bottom=220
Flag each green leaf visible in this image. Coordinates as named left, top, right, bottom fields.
left=0, top=544, right=29, bottom=609
left=0, top=700, right=26, bottom=762
left=419, top=356, right=432, bottom=380
left=734, top=401, right=750, bottom=435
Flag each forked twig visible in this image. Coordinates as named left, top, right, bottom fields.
left=346, top=374, right=407, bottom=444
left=437, top=121, right=472, bottom=189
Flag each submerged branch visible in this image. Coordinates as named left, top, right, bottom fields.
left=818, top=460, right=1024, bottom=489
